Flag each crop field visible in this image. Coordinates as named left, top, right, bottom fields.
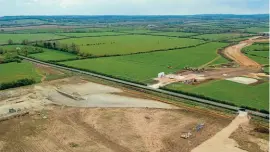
left=244, top=42, right=269, bottom=52
left=245, top=27, right=269, bottom=33
left=0, top=62, right=41, bottom=83
left=6, top=28, right=68, bottom=34
left=1, top=26, right=85, bottom=33
left=0, top=45, right=40, bottom=52
left=58, top=35, right=205, bottom=56
left=0, top=45, right=78, bottom=61
left=29, top=49, right=78, bottom=61
left=11, top=19, right=46, bottom=24
left=264, top=66, right=269, bottom=73
left=229, top=36, right=252, bottom=42
left=122, top=30, right=155, bottom=34
left=61, top=42, right=227, bottom=82
left=243, top=42, right=269, bottom=65
left=165, top=80, right=269, bottom=111
left=0, top=34, right=66, bottom=44
left=147, top=32, right=199, bottom=37
left=246, top=55, right=269, bottom=65
left=0, top=45, right=19, bottom=51
left=57, top=32, right=127, bottom=37
left=193, top=33, right=247, bottom=41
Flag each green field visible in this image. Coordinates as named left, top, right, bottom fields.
left=29, top=49, right=78, bottom=61
left=0, top=45, right=21, bottom=51
left=148, top=32, right=199, bottom=37
left=245, top=27, right=269, bottom=33
left=243, top=42, right=269, bottom=65
left=229, top=36, right=251, bottom=42
left=0, top=45, right=78, bottom=61
left=0, top=45, right=42, bottom=52
left=0, top=34, right=66, bottom=44
left=58, top=35, right=205, bottom=56
left=58, top=32, right=127, bottom=37
left=244, top=42, right=269, bottom=51
left=11, top=19, right=46, bottom=24
left=193, top=33, right=247, bottom=41
left=121, top=30, right=155, bottom=34
left=165, top=80, right=269, bottom=111
left=263, top=66, right=269, bottom=73
left=61, top=42, right=227, bottom=83
left=246, top=55, right=269, bottom=65
left=0, top=62, right=41, bottom=83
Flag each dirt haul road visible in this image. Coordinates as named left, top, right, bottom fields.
left=223, top=37, right=269, bottom=68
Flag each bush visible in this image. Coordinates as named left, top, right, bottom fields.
left=0, top=78, right=36, bottom=90
left=259, top=109, right=269, bottom=114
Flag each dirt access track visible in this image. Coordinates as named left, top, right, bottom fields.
left=0, top=77, right=268, bottom=152
left=223, top=36, right=268, bottom=69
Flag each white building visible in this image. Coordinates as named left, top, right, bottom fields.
left=158, top=72, right=165, bottom=78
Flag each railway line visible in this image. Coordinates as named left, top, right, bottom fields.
left=19, top=55, right=269, bottom=119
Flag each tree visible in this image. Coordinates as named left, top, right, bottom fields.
left=69, top=43, right=80, bottom=54
left=0, top=48, right=4, bottom=54
left=22, top=39, right=29, bottom=45
left=53, top=42, right=56, bottom=49
left=21, top=47, right=28, bottom=56
left=8, top=39, right=13, bottom=45
left=61, top=44, right=69, bottom=51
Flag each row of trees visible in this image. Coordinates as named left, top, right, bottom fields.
left=0, top=45, right=45, bottom=63
left=0, top=78, right=35, bottom=90
left=34, top=41, right=81, bottom=55
left=17, top=46, right=44, bottom=56
left=7, top=39, right=29, bottom=45
left=0, top=48, right=21, bottom=63
left=5, top=39, right=92, bottom=59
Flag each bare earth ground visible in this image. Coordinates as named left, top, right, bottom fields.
left=151, top=37, right=269, bottom=88
left=223, top=37, right=269, bottom=68
left=0, top=107, right=231, bottom=152
left=192, top=112, right=250, bottom=152
left=0, top=77, right=268, bottom=152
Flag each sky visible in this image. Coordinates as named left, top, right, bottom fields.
left=0, top=0, right=269, bottom=16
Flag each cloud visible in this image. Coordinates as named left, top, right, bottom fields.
left=58, top=0, right=86, bottom=8
left=0, top=0, right=268, bottom=15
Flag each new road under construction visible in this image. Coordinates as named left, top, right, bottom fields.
left=19, top=54, right=269, bottom=119
left=0, top=16, right=269, bottom=152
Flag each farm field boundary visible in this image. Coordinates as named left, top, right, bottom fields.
left=19, top=55, right=269, bottom=119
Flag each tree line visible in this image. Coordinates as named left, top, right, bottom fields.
left=0, top=78, right=36, bottom=90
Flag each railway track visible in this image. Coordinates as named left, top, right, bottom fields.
left=19, top=56, right=269, bottom=119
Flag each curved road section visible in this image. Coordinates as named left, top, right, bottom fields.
left=223, top=36, right=268, bottom=69
left=19, top=56, right=269, bottom=119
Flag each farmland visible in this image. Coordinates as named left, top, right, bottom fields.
left=29, top=49, right=78, bottom=61
left=165, top=80, right=269, bottom=111
left=0, top=61, right=41, bottom=83
left=61, top=42, right=227, bottom=82
left=242, top=42, right=269, bottom=65
left=0, top=34, right=66, bottom=44
left=58, top=35, right=205, bottom=56
left=0, top=45, right=78, bottom=61
left=193, top=33, right=248, bottom=41
left=145, top=32, right=198, bottom=37
left=57, top=32, right=126, bottom=37
left=245, top=27, right=269, bottom=33
left=0, top=15, right=269, bottom=152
